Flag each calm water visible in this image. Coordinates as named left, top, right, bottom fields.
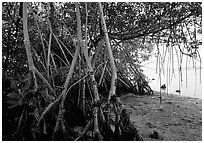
left=142, top=66, right=202, bottom=99
left=140, top=44, right=202, bottom=99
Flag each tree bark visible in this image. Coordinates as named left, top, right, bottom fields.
left=75, top=2, right=102, bottom=140
left=23, top=2, right=35, bottom=71
left=98, top=2, right=118, bottom=103
left=98, top=3, right=124, bottom=138
left=23, top=2, right=53, bottom=92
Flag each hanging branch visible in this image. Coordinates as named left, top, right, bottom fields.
left=98, top=61, right=107, bottom=86
left=33, top=11, right=47, bottom=66
left=36, top=7, right=82, bottom=135
left=52, top=30, right=80, bottom=140
left=52, top=33, right=71, bottom=67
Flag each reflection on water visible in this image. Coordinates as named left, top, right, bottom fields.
left=142, top=67, right=202, bottom=99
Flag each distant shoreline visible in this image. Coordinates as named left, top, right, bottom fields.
left=153, top=90, right=202, bottom=100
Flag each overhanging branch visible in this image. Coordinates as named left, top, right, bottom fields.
left=109, top=12, right=196, bottom=41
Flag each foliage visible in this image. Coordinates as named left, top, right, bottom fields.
left=2, top=2, right=202, bottom=141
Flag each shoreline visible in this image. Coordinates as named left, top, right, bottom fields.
left=120, top=91, right=202, bottom=141
left=153, top=90, right=202, bottom=100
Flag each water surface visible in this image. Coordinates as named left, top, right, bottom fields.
left=143, top=67, right=202, bottom=99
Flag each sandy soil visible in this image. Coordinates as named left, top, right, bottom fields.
left=120, top=91, right=202, bottom=141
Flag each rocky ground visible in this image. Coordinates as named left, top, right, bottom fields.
left=120, top=91, right=202, bottom=141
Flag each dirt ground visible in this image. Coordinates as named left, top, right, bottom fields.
left=120, top=91, right=202, bottom=141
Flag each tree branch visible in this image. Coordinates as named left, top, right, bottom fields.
left=109, top=12, right=196, bottom=41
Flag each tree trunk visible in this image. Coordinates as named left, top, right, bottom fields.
left=98, top=2, right=119, bottom=103
left=75, top=2, right=102, bottom=140
left=23, top=2, right=35, bottom=72
left=98, top=3, right=123, bottom=133
left=23, top=2, right=53, bottom=92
